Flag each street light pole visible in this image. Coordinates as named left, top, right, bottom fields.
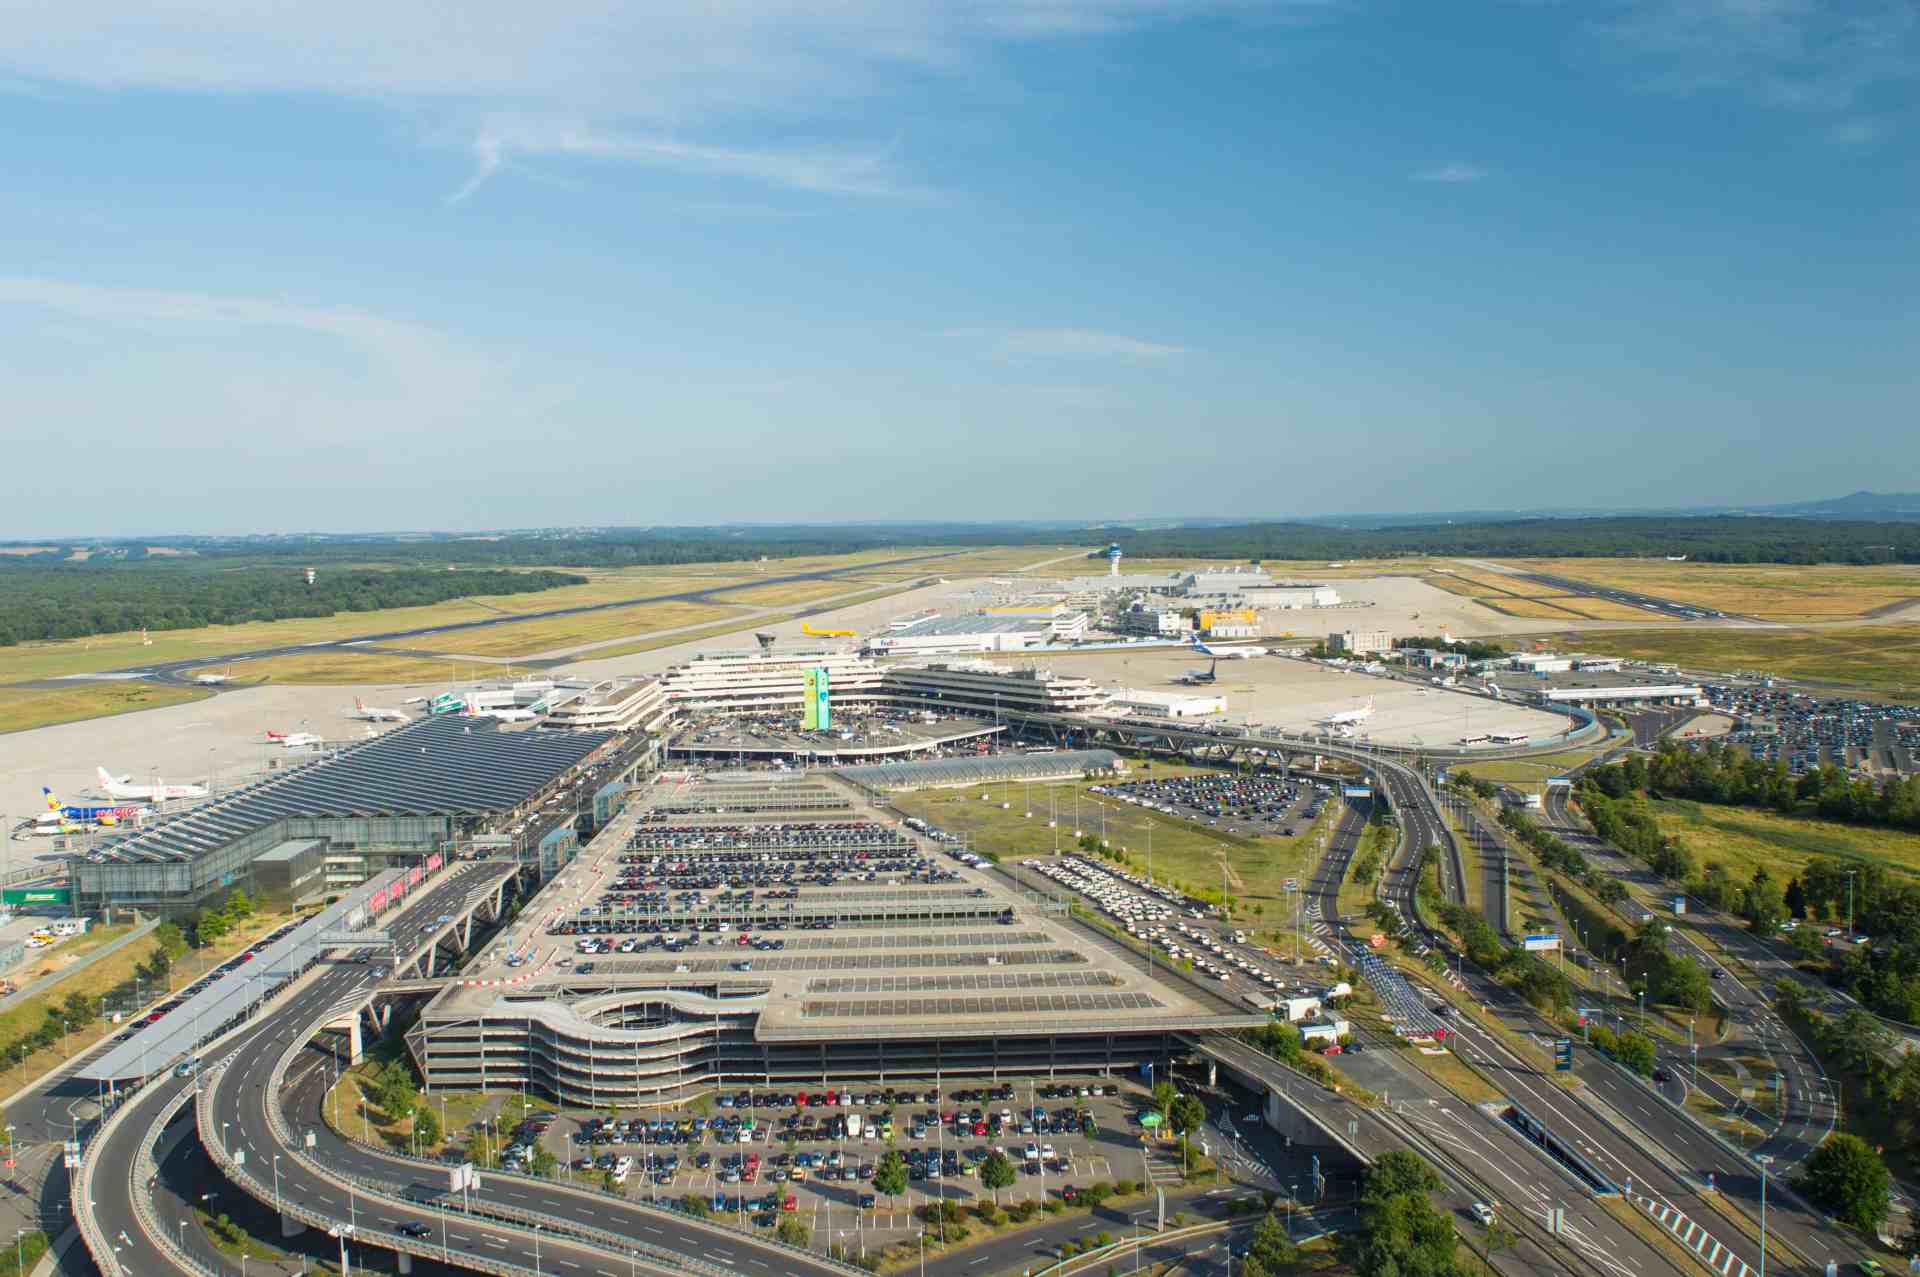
left=1755, top=1154, right=1774, bottom=1277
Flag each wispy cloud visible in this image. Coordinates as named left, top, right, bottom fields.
left=448, top=118, right=916, bottom=204
left=0, top=2, right=1299, bottom=204
left=1413, top=163, right=1488, bottom=183
left=1590, top=0, right=1919, bottom=117
left=947, top=327, right=1187, bottom=359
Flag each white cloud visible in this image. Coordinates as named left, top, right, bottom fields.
left=1413, top=163, right=1488, bottom=183
left=449, top=117, right=917, bottom=204
left=948, top=327, right=1187, bottom=359
left=1591, top=0, right=1919, bottom=115
left=0, top=2, right=1299, bottom=200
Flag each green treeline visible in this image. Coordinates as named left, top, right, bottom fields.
left=0, top=563, right=584, bottom=646
left=1099, top=516, right=1920, bottom=564
left=1585, top=746, right=1920, bottom=834
left=11, top=512, right=1920, bottom=569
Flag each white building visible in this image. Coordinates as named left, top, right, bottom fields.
left=543, top=676, right=674, bottom=733
left=1329, top=630, right=1393, bottom=656
left=884, top=661, right=1110, bottom=718
left=1510, top=653, right=1574, bottom=674
left=866, top=613, right=1056, bottom=656
left=1574, top=657, right=1623, bottom=673
left=662, top=648, right=886, bottom=715
left=1107, top=689, right=1227, bottom=718
left=1119, top=604, right=1185, bottom=637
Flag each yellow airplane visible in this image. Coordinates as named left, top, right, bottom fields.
left=801, top=623, right=857, bottom=638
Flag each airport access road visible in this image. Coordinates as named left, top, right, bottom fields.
left=205, top=875, right=860, bottom=1277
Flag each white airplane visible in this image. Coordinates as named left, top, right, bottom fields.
left=194, top=668, right=231, bottom=686
left=463, top=696, right=538, bottom=723
left=95, top=767, right=208, bottom=802
left=346, top=698, right=408, bottom=722
left=1187, top=636, right=1262, bottom=660
left=1316, top=699, right=1376, bottom=728
left=265, top=730, right=323, bottom=748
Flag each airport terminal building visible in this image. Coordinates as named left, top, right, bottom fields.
left=70, top=717, right=621, bottom=918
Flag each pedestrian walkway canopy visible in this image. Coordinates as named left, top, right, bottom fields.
left=835, top=749, right=1122, bottom=791
left=78, top=870, right=404, bottom=1082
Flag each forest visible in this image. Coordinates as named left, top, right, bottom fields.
left=0, top=562, right=583, bottom=645
left=7, top=513, right=1919, bottom=569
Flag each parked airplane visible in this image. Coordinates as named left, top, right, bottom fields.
left=1187, top=636, right=1262, bottom=660
left=800, top=623, right=857, bottom=639
left=95, top=768, right=208, bottom=802
left=1316, top=699, right=1376, bottom=728
left=34, top=788, right=140, bottom=828
left=346, top=698, right=407, bottom=722
left=265, top=730, right=323, bottom=748
left=1178, top=660, right=1219, bottom=686
left=194, top=668, right=231, bottom=686
left=464, top=696, right=538, bottom=723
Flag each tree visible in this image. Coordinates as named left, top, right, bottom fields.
left=1242, top=1209, right=1297, bottom=1277
left=411, top=1102, right=442, bottom=1148
left=1351, top=1152, right=1460, bottom=1277
left=873, top=1149, right=907, bottom=1207
left=1168, top=1095, right=1207, bottom=1139
left=1616, top=1031, right=1658, bottom=1077
left=1152, top=1080, right=1176, bottom=1121
left=530, top=1146, right=558, bottom=1179
left=463, top=1128, right=493, bottom=1168
left=224, top=888, right=254, bottom=920
left=980, top=1151, right=1016, bottom=1204
left=1797, top=1134, right=1891, bottom=1231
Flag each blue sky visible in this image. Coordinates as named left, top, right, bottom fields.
left=3, top=0, right=1916, bottom=536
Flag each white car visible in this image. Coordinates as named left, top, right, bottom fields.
left=1471, top=1203, right=1496, bottom=1227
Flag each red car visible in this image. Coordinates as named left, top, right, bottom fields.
left=782, top=1195, right=798, bottom=1213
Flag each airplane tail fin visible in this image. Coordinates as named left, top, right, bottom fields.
left=43, top=786, right=60, bottom=811
left=96, top=766, right=120, bottom=792
left=354, top=698, right=365, bottom=711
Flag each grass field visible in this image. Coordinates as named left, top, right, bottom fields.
left=0, top=910, right=290, bottom=1104
left=196, top=651, right=484, bottom=685
left=1647, top=798, right=1920, bottom=885
left=889, top=766, right=1315, bottom=914
left=1512, top=559, right=1920, bottom=622
left=0, top=683, right=211, bottom=734
left=1117, top=556, right=1428, bottom=579
left=1539, top=625, right=1920, bottom=698
left=717, top=577, right=892, bottom=606
left=1482, top=597, right=1592, bottom=620
left=426, top=601, right=741, bottom=658
left=1450, top=742, right=1615, bottom=793
left=0, top=547, right=1051, bottom=688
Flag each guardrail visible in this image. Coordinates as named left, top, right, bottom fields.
left=250, top=1000, right=871, bottom=1277
left=133, top=1082, right=224, bottom=1277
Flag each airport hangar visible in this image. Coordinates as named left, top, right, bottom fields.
left=69, top=716, right=632, bottom=919
left=406, top=760, right=1268, bottom=1104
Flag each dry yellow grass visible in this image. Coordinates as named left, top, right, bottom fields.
left=1481, top=597, right=1592, bottom=620
left=201, top=652, right=481, bottom=685
left=717, top=578, right=890, bottom=606
left=1554, top=597, right=1679, bottom=622
left=1510, top=559, right=1920, bottom=621
left=0, top=684, right=211, bottom=734
left=431, top=601, right=739, bottom=658
left=1440, top=571, right=1565, bottom=599
left=1120, top=556, right=1429, bottom=579
left=1551, top=625, right=1920, bottom=698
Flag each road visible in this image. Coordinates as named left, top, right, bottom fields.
left=84, top=863, right=857, bottom=1277
left=28, top=550, right=967, bottom=690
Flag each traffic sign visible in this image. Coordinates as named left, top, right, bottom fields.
left=1554, top=1038, right=1573, bottom=1072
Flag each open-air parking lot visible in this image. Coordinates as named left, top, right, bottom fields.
left=500, top=1076, right=1175, bottom=1241
left=1087, top=773, right=1329, bottom=839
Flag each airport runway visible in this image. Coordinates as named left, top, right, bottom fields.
left=11, top=550, right=968, bottom=691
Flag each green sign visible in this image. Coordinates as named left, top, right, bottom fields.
left=802, top=667, right=832, bottom=731
left=3, top=888, right=71, bottom=906
left=1139, top=1111, right=1163, bottom=1129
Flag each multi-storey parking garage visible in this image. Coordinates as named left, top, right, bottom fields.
left=409, top=771, right=1265, bottom=1104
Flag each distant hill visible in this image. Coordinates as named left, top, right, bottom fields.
left=1739, top=491, right=1920, bottom=522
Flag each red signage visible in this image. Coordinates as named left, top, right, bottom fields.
left=407, top=866, right=423, bottom=887
left=369, top=887, right=390, bottom=913
left=425, top=854, right=443, bottom=874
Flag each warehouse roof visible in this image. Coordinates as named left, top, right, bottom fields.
left=82, top=717, right=613, bottom=865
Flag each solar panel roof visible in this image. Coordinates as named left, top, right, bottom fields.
left=84, top=717, right=614, bottom=865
